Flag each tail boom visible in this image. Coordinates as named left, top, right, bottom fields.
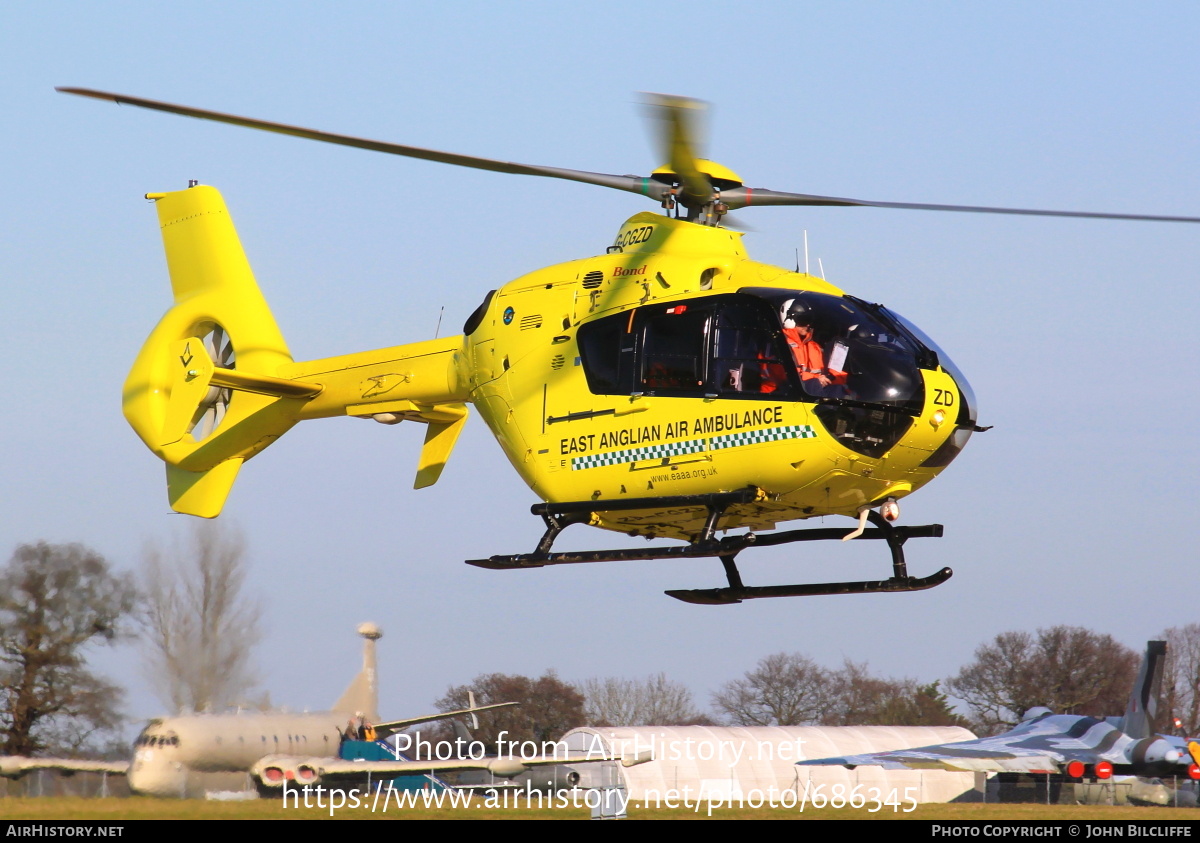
left=127, top=184, right=469, bottom=516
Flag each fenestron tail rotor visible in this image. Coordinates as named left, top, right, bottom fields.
left=189, top=323, right=235, bottom=441
left=57, top=86, right=1200, bottom=227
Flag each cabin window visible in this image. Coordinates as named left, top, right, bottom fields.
left=577, top=295, right=797, bottom=400
left=639, top=307, right=710, bottom=393
left=576, top=315, right=633, bottom=394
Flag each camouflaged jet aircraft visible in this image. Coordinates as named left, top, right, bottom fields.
left=799, top=641, right=1200, bottom=782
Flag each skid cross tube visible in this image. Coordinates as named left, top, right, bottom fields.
left=669, top=511, right=952, bottom=604
left=465, top=491, right=951, bottom=603
left=521, top=488, right=758, bottom=558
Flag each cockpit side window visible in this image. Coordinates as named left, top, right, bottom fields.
left=740, top=287, right=925, bottom=414
left=711, top=299, right=798, bottom=399
left=734, top=287, right=933, bottom=456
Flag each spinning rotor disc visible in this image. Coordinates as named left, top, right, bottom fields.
left=56, top=86, right=1200, bottom=226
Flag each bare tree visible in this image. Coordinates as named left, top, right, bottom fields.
left=0, top=542, right=137, bottom=756
left=432, top=671, right=585, bottom=751
left=947, top=626, right=1138, bottom=734
left=1157, top=624, right=1200, bottom=736
left=140, top=523, right=262, bottom=713
left=712, top=652, right=832, bottom=726
left=582, top=673, right=706, bottom=726
left=821, top=661, right=969, bottom=728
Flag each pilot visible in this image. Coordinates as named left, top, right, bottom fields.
left=781, top=299, right=847, bottom=398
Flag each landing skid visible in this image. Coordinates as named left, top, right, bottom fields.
left=465, top=487, right=952, bottom=604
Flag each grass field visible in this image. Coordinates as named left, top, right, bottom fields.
left=2, top=796, right=1197, bottom=821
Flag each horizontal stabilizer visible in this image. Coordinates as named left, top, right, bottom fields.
left=374, top=701, right=519, bottom=736
left=161, top=337, right=219, bottom=446
left=161, top=337, right=322, bottom=447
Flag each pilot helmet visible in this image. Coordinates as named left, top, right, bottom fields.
left=781, top=298, right=814, bottom=329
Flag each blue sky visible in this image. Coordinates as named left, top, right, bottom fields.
left=2, top=1, right=1198, bottom=729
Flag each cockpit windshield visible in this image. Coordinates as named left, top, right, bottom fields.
left=134, top=727, right=180, bottom=748
left=880, top=305, right=977, bottom=427
left=741, top=288, right=926, bottom=414
left=576, top=288, right=967, bottom=459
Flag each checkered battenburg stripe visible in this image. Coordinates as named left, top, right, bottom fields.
left=570, top=425, right=816, bottom=471
left=571, top=438, right=707, bottom=470
left=709, top=424, right=817, bottom=451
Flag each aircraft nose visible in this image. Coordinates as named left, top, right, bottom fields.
left=128, top=758, right=187, bottom=797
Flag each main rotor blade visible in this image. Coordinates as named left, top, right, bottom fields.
left=57, top=87, right=672, bottom=202
left=644, top=93, right=712, bottom=204
left=721, top=186, right=1200, bottom=224
left=59, top=88, right=1199, bottom=225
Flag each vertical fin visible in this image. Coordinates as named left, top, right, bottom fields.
left=332, top=623, right=382, bottom=723
left=1121, top=640, right=1168, bottom=739
left=451, top=719, right=475, bottom=745
left=126, top=185, right=302, bottom=517
left=166, top=461, right=243, bottom=519
left=413, top=405, right=469, bottom=489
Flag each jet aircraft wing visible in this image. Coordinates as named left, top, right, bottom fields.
left=799, top=713, right=1189, bottom=776
left=252, top=749, right=651, bottom=789
left=0, top=757, right=130, bottom=777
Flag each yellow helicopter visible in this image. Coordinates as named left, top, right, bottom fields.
left=58, top=88, right=1200, bottom=604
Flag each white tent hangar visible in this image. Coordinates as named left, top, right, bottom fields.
left=560, top=725, right=979, bottom=805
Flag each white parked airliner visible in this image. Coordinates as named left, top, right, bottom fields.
left=1, top=623, right=645, bottom=797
